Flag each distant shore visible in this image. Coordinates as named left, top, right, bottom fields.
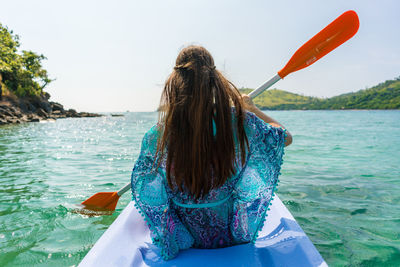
left=0, top=94, right=102, bottom=125
left=241, top=77, right=400, bottom=110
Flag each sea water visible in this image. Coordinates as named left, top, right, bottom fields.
left=0, top=111, right=399, bottom=266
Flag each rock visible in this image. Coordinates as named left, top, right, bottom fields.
left=66, top=109, right=79, bottom=118
left=6, top=118, right=19, bottom=124
left=28, top=96, right=42, bottom=109
left=1, top=108, right=14, bottom=117
left=51, top=110, right=66, bottom=118
left=51, top=102, right=64, bottom=112
left=42, top=92, right=51, bottom=100
left=77, top=112, right=103, bottom=118
left=27, top=102, right=37, bottom=112
left=18, top=100, right=29, bottom=113
left=27, top=114, right=41, bottom=121
left=29, top=116, right=40, bottom=122
left=0, top=96, right=102, bottom=125
left=20, top=115, right=28, bottom=122
left=36, top=108, right=48, bottom=118
left=6, top=106, right=17, bottom=113
left=39, top=101, right=52, bottom=113
left=13, top=110, right=23, bottom=118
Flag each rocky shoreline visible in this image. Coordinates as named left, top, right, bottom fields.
left=0, top=94, right=102, bottom=125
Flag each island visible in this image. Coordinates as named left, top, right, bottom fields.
left=240, top=77, right=400, bottom=110
left=0, top=23, right=101, bottom=125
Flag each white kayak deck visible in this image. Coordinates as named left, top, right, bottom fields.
left=79, top=196, right=327, bottom=267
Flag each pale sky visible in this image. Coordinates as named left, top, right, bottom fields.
left=1, top=0, right=399, bottom=112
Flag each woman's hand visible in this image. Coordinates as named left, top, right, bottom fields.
left=242, top=94, right=257, bottom=113
left=241, top=94, right=292, bottom=146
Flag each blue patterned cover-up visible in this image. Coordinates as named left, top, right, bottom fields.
left=131, top=111, right=286, bottom=260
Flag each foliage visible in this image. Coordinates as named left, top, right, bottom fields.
left=240, top=77, right=400, bottom=110
left=240, top=88, right=318, bottom=109
left=0, top=23, right=51, bottom=97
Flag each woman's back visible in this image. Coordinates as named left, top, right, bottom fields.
left=131, top=45, right=290, bottom=260
left=131, top=109, right=287, bottom=259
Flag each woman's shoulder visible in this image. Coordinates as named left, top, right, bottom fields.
left=236, top=109, right=287, bottom=149
left=230, top=107, right=276, bottom=132
left=140, top=124, right=161, bottom=155
left=230, top=106, right=267, bottom=124
left=144, top=124, right=160, bottom=139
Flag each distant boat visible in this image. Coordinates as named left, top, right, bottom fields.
left=111, top=114, right=124, bottom=117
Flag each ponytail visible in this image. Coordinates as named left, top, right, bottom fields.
left=156, top=45, right=248, bottom=198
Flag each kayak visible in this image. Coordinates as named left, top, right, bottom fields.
left=79, top=195, right=327, bottom=267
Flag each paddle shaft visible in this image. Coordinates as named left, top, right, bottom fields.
left=248, top=74, right=281, bottom=99
left=113, top=10, right=360, bottom=199
left=118, top=182, right=131, bottom=196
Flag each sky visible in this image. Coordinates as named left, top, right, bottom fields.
left=1, top=0, right=399, bottom=112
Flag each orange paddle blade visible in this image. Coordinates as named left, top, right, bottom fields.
left=81, top=191, right=120, bottom=211
left=278, top=10, right=359, bottom=79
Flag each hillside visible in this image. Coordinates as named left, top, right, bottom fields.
left=240, top=88, right=319, bottom=110
left=240, top=77, right=400, bottom=110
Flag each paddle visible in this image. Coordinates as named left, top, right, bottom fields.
left=81, top=183, right=131, bottom=211
left=249, top=10, right=359, bottom=99
left=80, top=10, right=359, bottom=211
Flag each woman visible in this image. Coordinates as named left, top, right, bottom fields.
left=131, top=45, right=292, bottom=260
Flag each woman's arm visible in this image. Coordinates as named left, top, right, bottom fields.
left=242, top=95, right=293, bottom=147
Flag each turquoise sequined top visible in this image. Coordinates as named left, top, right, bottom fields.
left=131, top=111, right=286, bottom=260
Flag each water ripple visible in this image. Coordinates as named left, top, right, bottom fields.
left=1, top=111, right=399, bottom=266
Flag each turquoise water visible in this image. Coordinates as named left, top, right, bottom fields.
left=0, top=111, right=399, bottom=266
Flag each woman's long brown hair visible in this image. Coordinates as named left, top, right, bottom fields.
left=156, top=45, right=248, bottom=198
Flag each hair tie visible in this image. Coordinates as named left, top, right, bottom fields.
left=174, top=64, right=216, bottom=71
left=174, top=65, right=184, bottom=70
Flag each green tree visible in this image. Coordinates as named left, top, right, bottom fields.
left=0, top=23, right=52, bottom=97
